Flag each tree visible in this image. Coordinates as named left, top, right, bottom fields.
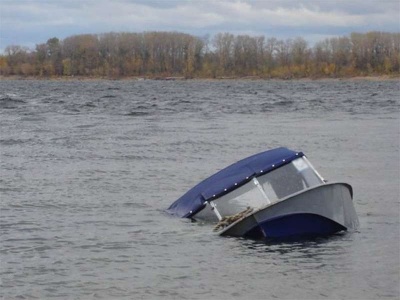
left=47, top=37, right=62, bottom=75
left=213, top=33, right=235, bottom=76
left=1, top=31, right=399, bottom=78
left=4, top=45, right=30, bottom=75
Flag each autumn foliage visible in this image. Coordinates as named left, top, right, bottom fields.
left=1, top=31, right=399, bottom=79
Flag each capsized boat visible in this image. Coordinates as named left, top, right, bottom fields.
left=167, top=147, right=359, bottom=239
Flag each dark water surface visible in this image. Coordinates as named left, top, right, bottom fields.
left=1, top=79, right=399, bottom=299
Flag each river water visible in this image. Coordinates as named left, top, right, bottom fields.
left=0, top=79, right=399, bottom=299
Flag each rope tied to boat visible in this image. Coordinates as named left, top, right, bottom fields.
left=213, top=207, right=254, bottom=232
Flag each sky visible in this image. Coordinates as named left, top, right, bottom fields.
left=0, top=0, right=399, bottom=53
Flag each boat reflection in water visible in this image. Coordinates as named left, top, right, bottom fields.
left=168, top=147, right=359, bottom=240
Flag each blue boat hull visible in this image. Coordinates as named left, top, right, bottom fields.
left=219, top=183, right=359, bottom=239
left=244, top=213, right=346, bottom=239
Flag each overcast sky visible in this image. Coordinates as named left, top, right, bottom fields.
left=1, top=0, right=399, bottom=53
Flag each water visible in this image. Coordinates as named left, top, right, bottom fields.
left=0, top=79, right=399, bottom=299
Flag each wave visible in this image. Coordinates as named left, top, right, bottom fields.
left=0, top=95, right=26, bottom=109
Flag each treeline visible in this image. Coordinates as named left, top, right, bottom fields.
left=0, top=31, right=399, bottom=79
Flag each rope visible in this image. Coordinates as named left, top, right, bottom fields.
left=213, top=206, right=254, bottom=232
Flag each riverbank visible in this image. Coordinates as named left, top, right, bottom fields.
left=1, top=74, right=399, bottom=82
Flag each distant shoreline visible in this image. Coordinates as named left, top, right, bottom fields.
left=1, top=75, right=399, bottom=82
